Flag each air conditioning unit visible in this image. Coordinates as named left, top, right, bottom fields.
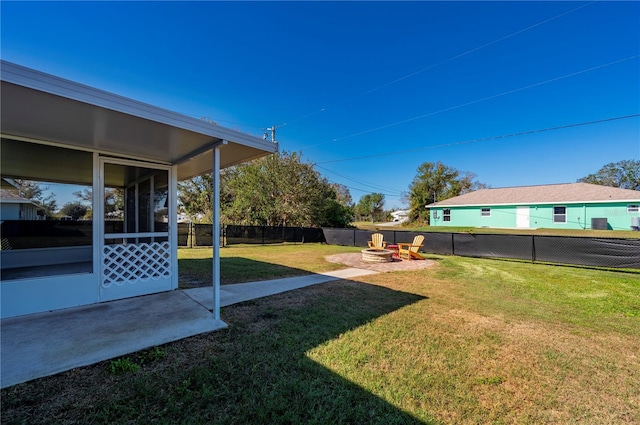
left=591, top=218, right=608, bottom=230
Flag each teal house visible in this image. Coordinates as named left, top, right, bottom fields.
left=427, top=183, right=640, bottom=231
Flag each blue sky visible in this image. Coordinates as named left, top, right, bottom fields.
left=2, top=1, right=639, bottom=210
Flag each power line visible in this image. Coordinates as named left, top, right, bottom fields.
left=302, top=55, right=640, bottom=149
left=316, top=164, right=404, bottom=195
left=337, top=182, right=403, bottom=199
left=356, top=1, right=600, bottom=99
left=317, top=113, right=640, bottom=165
left=278, top=1, right=598, bottom=129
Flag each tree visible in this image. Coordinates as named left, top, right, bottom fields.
left=178, top=151, right=353, bottom=227
left=330, top=183, right=353, bottom=207
left=323, top=181, right=356, bottom=227
left=319, top=198, right=354, bottom=227
left=225, top=151, right=348, bottom=227
left=59, top=202, right=89, bottom=220
left=408, top=161, right=487, bottom=223
left=355, top=193, right=385, bottom=222
left=320, top=183, right=355, bottom=228
left=577, top=160, right=640, bottom=190
left=178, top=174, right=214, bottom=223
left=73, top=188, right=122, bottom=219
left=12, top=179, right=57, bottom=218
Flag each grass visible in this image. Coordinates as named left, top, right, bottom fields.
left=178, top=243, right=361, bottom=287
left=2, top=248, right=639, bottom=424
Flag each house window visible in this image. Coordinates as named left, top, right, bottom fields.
left=0, top=138, right=94, bottom=280
left=481, top=208, right=491, bottom=217
left=553, top=206, right=566, bottom=223
left=628, top=205, right=639, bottom=213
left=443, top=208, right=451, bottom=222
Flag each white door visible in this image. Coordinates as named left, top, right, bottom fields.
left=516, top=206, right=530, bottom=228
left=99, top=158, right=174, bottom=302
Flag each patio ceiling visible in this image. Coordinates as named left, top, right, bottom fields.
left=0, top=61, right=278, bottom=181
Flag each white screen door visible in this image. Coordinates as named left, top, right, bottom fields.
left=99, top=158, right=173, bottom=301
left=516, top=206, right=530, bottom=228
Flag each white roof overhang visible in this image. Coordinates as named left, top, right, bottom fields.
left=426, top=199, right=640, bottom=208
left=0, top=61, right=278, bottom=181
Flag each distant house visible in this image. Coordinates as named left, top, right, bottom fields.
left=390, top=209, right=410, bottom=223
left=427, top=183, right=640, bottom=230
left=0, top=189, right=41, bottom=220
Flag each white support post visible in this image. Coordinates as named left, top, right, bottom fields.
left=212, top=141, right=227, bottom=320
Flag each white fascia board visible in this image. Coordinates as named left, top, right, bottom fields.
left=1, top=199, right=42, bottom=208
left=0, top=61, right=275, bottom=153
left=428, top=199, right=640, bottom=208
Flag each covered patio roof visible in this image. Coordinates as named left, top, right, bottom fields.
left=0, top=60, right=278, bottom=180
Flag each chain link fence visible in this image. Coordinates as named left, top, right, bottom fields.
left=322, top=228, right=640, bottom=269
left=177, top=223, right=325, bottom=247
left=7, top=220, right=633, bottom=268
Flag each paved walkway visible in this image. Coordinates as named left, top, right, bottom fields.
left=184, top=268, right=377, bottom=310
left=0, top=268, right=376, bottom=389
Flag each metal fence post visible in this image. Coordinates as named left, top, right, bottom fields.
left=451, top=233, right=455, bottom=256
left=532, top=235, right=536, bottom=263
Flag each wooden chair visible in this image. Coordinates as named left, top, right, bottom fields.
left=367, top=233, right=387, bottom=250
left=398, top=235, right=425, bottom=260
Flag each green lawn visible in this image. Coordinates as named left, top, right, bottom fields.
left=2, top=246, right=639, bottom=424
left=178, top=243, right=361, bottom=286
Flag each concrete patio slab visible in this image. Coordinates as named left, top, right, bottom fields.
left=0, top=291, right=226, bottom=389
left=0, top=267, right=377, bottom=389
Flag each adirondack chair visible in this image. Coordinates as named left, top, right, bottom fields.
left=367, top=233, right=387, bottom=249
left=397, top=235, right=425, bottom=260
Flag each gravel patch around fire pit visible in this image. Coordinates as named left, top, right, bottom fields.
left=325, top=253, right=435, bottom=272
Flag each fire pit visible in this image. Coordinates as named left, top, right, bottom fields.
left=361, top=248, right=393, bottom=263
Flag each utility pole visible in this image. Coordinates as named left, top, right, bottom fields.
left=269, top=125, right=276, bottom=143
left=263, top=125, right=278, bottom=143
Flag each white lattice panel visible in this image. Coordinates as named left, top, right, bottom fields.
left=102, top=241, right=171, bottom=287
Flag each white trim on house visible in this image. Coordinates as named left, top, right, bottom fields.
left=0, top=61, right=272, bottom=151
left=1, top=134, right=174, bottom=166
left=0, top=61, right=278, bottom=319
left=1, top=60, right=277, bottom=180
left=553, top=206, right=567, bottom=224
left=432, top=198, right=640, bottom=208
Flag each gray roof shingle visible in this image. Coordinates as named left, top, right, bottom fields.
left=0, top=189, right=37, bottom=204
left=427, top=183, right=640, bottom=207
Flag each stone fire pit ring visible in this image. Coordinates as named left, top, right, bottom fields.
left=361, top=248, right=394, bottom=263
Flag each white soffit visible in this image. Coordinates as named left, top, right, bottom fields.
left=0, top=61, right=278, bottom=180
